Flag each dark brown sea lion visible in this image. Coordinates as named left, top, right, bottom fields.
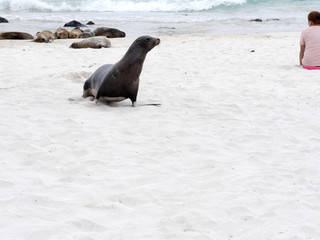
left=34, top=30, right=55, bottom=42
left=94, top=27, right=125, bottom=38
left=0, top=32, right=33, bottom=40
left=82, top=36, right=160, bottom=107
left=54, top=28, right=69, bottom=39
left=70, top=36, right=111, bottom=49
left=69, top=27, right=83, bottom=38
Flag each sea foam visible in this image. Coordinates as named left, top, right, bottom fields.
left=0, top=0, right=246, bottom=12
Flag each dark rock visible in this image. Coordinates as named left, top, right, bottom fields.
left=250, top=19, right=263, bottom=22
left=159, top=27, right=176, bottom=29
left=86, top=21, right=95, bottom=25
left=0, top=17, right=9, bottom=23
left=94, top=27, right=126, bottom=38
left=266, top=18, right=280, bottom=21
left=64, top=20, right=86, bottom=27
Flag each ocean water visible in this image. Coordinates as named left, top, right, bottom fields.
left=0, top=0, right=318, bottom=36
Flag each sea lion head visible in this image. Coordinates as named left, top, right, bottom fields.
left=69, top=42, right=79, bottom=48
left=135, top=36, right=160, bottom=52
left=54, top=28, right=69, bottom=39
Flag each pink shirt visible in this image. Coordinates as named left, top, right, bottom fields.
left=300, top=26, right=320, bottom=66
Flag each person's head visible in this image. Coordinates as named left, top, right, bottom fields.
left=308, top=11, right=320, bottom=26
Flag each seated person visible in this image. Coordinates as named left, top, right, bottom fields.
left=300, top=11, right=320, bottom=69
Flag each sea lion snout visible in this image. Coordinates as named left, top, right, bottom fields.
left=151, top=37, right=160, bottom=50
left=146, top=36, right=160, bottom=51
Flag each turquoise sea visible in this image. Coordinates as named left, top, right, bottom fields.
left=0, top=0, right=318, bottom=36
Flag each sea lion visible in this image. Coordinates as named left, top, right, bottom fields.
left=82, top=36, right=160, bottom=106
left=0, top=32, right=33, bottom=40
left=94, top=27, right=126, bottom=38
left=69, top=27, right=83, bottom=38
left=64, top=20, right=86, bottom=27
left=80, top=32, right=95, bottom=38
left=0, top=17, right=8, bottom=23
left=34, top=30, right=55, bottom=42
left=70, top=36, right=111, bottom=49
left=54, top=28, right=69, bottom=39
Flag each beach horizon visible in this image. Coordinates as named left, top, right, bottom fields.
left=0, top=0, right=318, bottom=36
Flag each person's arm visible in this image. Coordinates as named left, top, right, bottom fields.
left=300, top=45, right=306, bottom=65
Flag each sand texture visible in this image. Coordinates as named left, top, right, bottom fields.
left=0, top=33, right=320, bottom=240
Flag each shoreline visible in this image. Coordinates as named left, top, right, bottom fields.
left=0, top=9, right=310, bottom=37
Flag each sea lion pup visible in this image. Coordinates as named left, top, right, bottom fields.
left=80, top=31, right=95, bottom=38
left=83, top=36, right=160, bottom=107
left=54, top=28, right=69, bottom=39
left=94, top=27, right=126, bottom=38
left=34, top=30, right=55, bottom=42
left=80, top=29, right=95, bottom=38
left=0, top=32, right=33, bottom=40
left=69, top=27, right=83, bottom=38
left=70, top=36, right=111, bottom=49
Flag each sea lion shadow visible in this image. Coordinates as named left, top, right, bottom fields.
left=101, top=101, right=162, bottom=108
left=68, top=96, right=88, bottom=102
left=68, top=97, right=161, bottom=108
left=68, top=97, right=132, bottom=107
left=102, top=101, right=131, bottom=108
left=102, top=103, right=162, bottom=108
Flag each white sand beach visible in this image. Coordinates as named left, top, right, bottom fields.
left=1, top=33, right=320, bottom=240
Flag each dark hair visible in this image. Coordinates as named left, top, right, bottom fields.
left=308, top=11, right=320, bottom=24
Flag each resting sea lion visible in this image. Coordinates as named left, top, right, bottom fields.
left=0, top=32, right=33, bottom=40
left=69, top=27, right=83, bottom=38
left=54, top=28, right=69, bottom=39
left=34, top=30, right=55, bottom=42
left=83, top=36, right=160, bottom=107
left=94, top=27, right=126, bottom=38
left=70, top=36, right=111, bottom=49
left=80, top=32, right=95, bottom=38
